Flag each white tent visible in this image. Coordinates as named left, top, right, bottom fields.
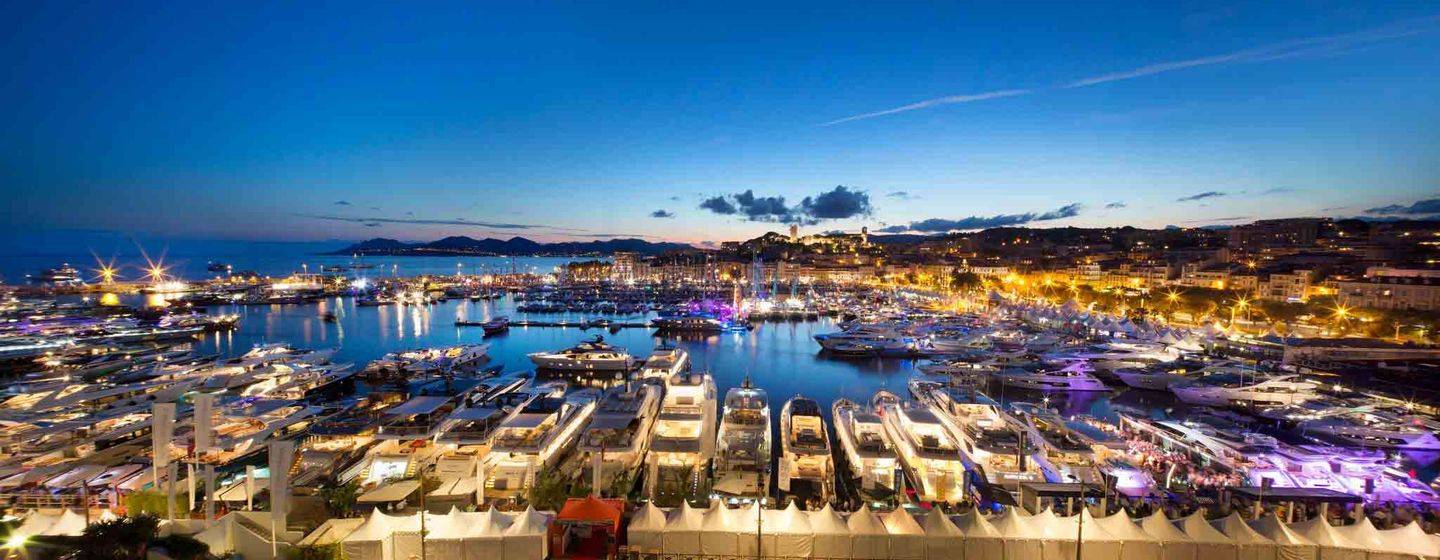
left=1377, top=521, right=1440, bottom=560
left=1211, top=513, right=1277, bottom=560
left=387, top=513, right=426, bottom=560
left=502, top=505, right=549, bottom=560
left=882, top=507, right=926, bottom=560
left=1247, top=515, right=1317, bottom=560
left=1139, top=511, right=1198, bottom=560
left=990, top=507, right=1045, bottom=560
left=809, top=503, right=853, bottom=559
left=700, top=502, right=742, bottom=557
left=762, top=500, right=814, bottom=559
left=460, top=508, right=506, bottom=560
left=955, top=510, right=1005, bottom=560
left=1090, top=509, right=1161, bottom=560
left=626, top=502, right=666, bottom=553
left=426, top=509, right=469, bottom=560
left=1336, top=518, right=1414, bottom=560
left=1289, top=516, right=1365, bottom=560
left=660, top=501, right=704, bottom=556
left=1176, top=512, right=1239, bottom=560
left=14, top=510, right=62, bottom=537
left=846, top=504, right=889, bottom=560
left=39, top=509, right=90, bottom=536
left=920, top=507, right=964, bottom=560
left=342, top=510, right=404, bottom=560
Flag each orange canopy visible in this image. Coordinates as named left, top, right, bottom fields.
left=555, top=496, right=624, bottom=530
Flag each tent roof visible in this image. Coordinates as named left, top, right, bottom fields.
left=920, top=507, right=963, bottom=537
left=1177, top=512, right=1232, bottom=543
left=952, top=510, right=1001, bottom=537
left=665, top=501, right=705, bottom=531
left=1139, top=511, right=1192, bottom=542
left=630, top=502, right=667, bottom=532
left=763, top=501, right=812, bottom=535
left=40, top=509, right=89, bottom=536
left=1380, top=522, right=1440, bottom=558
left=299, top=518, right=365, bottom=546
left=1211, top=512, right=1273, bottom=544
left=1247, top=515, right=1314, bottom=547
left=357, top=480, right=420, bottom=503
left=556, top=496, right=622, bottom=529
left=882, top=507, right=925, bottom=536
left=807, top=503, right=849, bottom=535
left=1087, top=509, right=1154, bottom=541
left=1288, top=515, right=1356, bottom=548
left=506, top=506, right=549, bottom=536
left=845, top=504, right=886, bottom=535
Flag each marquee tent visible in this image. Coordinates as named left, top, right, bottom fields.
left=625, top=501, right=666, bottom=553
left=809, top=503, right=852, bottom=559
left=954, top=510, right=1004, bottom=560
left=1247, top=515, right=1317, bottom=560
left=1376, top=521, right=1440, bottom=560
left=503, top=506, right=549, bottom=560
left=1289, top=516, right=1365, bottom=560
left=1176, top=512, right=1240, bottom=560
left=881, top=506, right=926, bottom=560
left=1087, top=508, right=1161, bottom=560
left=1140, top=511, right=1199, bottom=560
left=762, top=500, right=814, bottom=559
left=920, top=507, right=964, bottom=560
left=1335, top=518, right=1415, bottom=560
left=660, top=500, right=704, bottom=556
left=1210, top=513, right=1277, bottom=560
left=846, top=504, right=889, bottom=560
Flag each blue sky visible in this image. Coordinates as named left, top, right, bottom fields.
left=2, top=1, right=1438, bottom=244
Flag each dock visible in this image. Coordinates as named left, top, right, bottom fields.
left=454, top=319, right=651, bottom=329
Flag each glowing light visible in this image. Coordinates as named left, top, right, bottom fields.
left=6, top=533, right=26, bottom=549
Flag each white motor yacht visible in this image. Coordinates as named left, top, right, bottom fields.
left=1298, top=408, right=1440, bottom=450
left=813, top=324, right=918, bottom=355
left=483, top=389, right=601, bottom=499
left=1114, top=359, right=1242, bottom=391
left=873, top=390, right=967, bottom=503
left=713, top=379, right=771, bottom=499
left=832, top=398, right=898, bottom=498
left=644, top=371, right=717, bottom=503
left=577, top=382, right=663, bottom=496
left=1171, top=373, right=1320, bottom=407
left=911, top=378, right=1044, bottom=488
left=637, top=346, right=690, bottom=380
left=993, top=362, right=1108, bottom=392
left=527, top=336, right=635, bottom=372
left=778, top=395, right=834, bottom=502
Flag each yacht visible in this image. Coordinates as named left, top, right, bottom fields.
left=435, top=382, right=558, bottom=447
left=1114, top=359, right=1240, bottom=391
left=813, top=325, right=919, bottom=356
left=923, top=330, right=993, bottom=354
left=192, top=400, right=325, bottom=467
left=637, top=346, right=690, bottom=380
left=1297, top=408, right=1440, bottom=450
left=911, top=379, right=1044, bottom=488
left=30, top=265, right=83, bottom=286
left=577, top=382, right=663, bottom=496
left=832, top=398, right=898, bottom=498
left=1171, top=373, right=1320, bottom=407
left=481, top=316, right=510, bottom=335
left=483, top=389, right=601, bottom=499
left=375, top=383, right=480, bottom=440
left=651, top=311, right=727, bottom=332
left=993, top=362, right=1108, bottom=392
left=644, top=371, right=717, bottom=504
left=527, top=336, right=635, bottom=372
left=873, top=391, right=967, bottom=503
left=1008, top=402, right=1103, bottom=485
left=713, top=378, right=771, bottom=499
left=1046, top=341, right=1176, bottom=372
left=777, top=395, right=835, bottom=502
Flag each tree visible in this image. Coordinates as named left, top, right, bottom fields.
left=77, top=514, right=161, bottom=560
left=319, top=479, right=361, bottom=518
left=949, top=271, right=982, bottom=292
left=151, top=534, right=210, bottom=560
left=124, top=490, right=188, bottom=518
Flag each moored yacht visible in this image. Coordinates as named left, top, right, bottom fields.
left=713, top=378, right=771, bottom=500
left=644, top=371, right=717, bottom=504
left=911, top=378, right=1044, bottom=488
left=1114, top=359, right=1241, bottom=391
left=993, top=362, right=1108, bottom=392
left=873, top=390, right=967, bottom=503
left=527, top=335, right=635, bottom=372
left=637, top=346, right=690, bottom=380
left=577, top=382, right=663, bottom=496
left=483, top=388, right=602, bottom=500
left=1298, top=408, right=1440, bottom=450
left=831, top=398, right=898, bottom=498
left=1171, top=373, right=1320, bottom=407
left=435, top=384, right=554, bottom=447
left=778, top=395, right=834, bottom=503
left=813, top=324, right=919, bottom=356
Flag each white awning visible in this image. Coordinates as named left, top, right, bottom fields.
left=358, top=480, right=421, bottom=503
left=384, top=396, right=451, bottom=416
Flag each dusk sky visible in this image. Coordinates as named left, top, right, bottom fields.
left=3, top=2, right=1439, bottom=245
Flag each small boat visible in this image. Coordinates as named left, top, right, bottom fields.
left=778, top=395, right=835, bottom=503
left=482, top=316, right=510, bottom=335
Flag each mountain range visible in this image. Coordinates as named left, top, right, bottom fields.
left=331, top=236, right=694, bottom=256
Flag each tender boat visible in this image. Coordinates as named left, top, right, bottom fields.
left=832, top=398, right=899, bottom=499
left=778, top=395, right=835, bottom=503
left=527, top=335, right=635, bottom=372
left=713, top=378, right=771, bottom=499
left=644, top=371, right=717, bottom=504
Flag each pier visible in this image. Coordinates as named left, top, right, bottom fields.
left=454, top=319, right=652, bottom=329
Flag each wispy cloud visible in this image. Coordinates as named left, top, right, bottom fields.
left=878, top=203, right=1082, bottom=233
left=298, top=213, right=585, bottom=231
left=821, top=15, right=1440, bottom=125
left=1063, top=16, right=1440, bottom=89
left=1104, top=201, right=1127, bottom=209
left=334, top=200, right=351, bottom=206
left=1177, top=191, right=1226, bottom=202
left=821, top=89, right=1032, bottom=126
left=650, top=209, right=676, bottom=218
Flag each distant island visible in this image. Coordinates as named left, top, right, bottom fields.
left=330, top=236, right=694, bottom=256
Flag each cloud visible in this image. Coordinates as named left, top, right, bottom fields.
left=650, top=209, right=676, bottom=218
left=335, top=200, right=351, bottom=206
left=1177, top=191, right=1226, bottom=202
left=369, top=206, right=381, bottom=210
left=698, top=186, right=873, bottom=225
left=878, top=202, right=1083, bottom=233
left=299, top=214, right=583, bottom=231
left=363, top=222, right=382, bottom=227
left=1259, top=188, right=1296, bottom=195
left=1063, top=16, right=1440, bottom=89
left=821, top=89, right=1031, bottom=126
left=886, top=191, right=918, bottom=200
left=699, top=196, right=738, bottom=215
left=668, top=196, right=681, bottom=202
left=1104, top=201, right=1127, bottom=209
left=1367, top=198, right=1440, bottom=215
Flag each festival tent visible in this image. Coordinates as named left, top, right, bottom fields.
left=502, top=505, right=550, bottom=560
left=39, top=509, right=91, bottom=536
left=809, top=503, right=853, bottom=559
left=461, top=508, right=509, bottom=560
left=1176, top=512, right=1240, bottom=560
left=990, top=506, right=1045, bottom=560
left=1247, top=515, right=1317, bottom=560
left=14, top=510, right=62, bottom=537
left=1139, top=511, right=1199, bottom=560
left=954, top=510, right=1005, bottom=560
left=882, top=506, right=926, bottom=560
left=1335, top=517, right=1416, bottom=560
left=846, top=503, right=890, bottom=560
left=1377, top=521, right=1440, bottom=560
left=1088, top=508, right=1161, bottom=560
left=1211, top=512, right=1278, bottom=560
left=549, top=497, right=621, bottom=559
left=660, top=501, right=704, bottom=555
left=761, top=500, right=814, bottom=559
left=700, top=501, right=743, bottom=557
left=425, top=508, right=470, bottom=560
left=342, top=509, right=417, bottom=560
left=1289, top=516, right=1365, bottom=560
left=920, top=507, right=964, bottom=560
left=626, top=501, right=666, bottom=553
left=1046, top=508, right=1123, bottom=560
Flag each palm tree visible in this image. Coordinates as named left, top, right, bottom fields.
left=77, top=514, right=160, bottom=560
